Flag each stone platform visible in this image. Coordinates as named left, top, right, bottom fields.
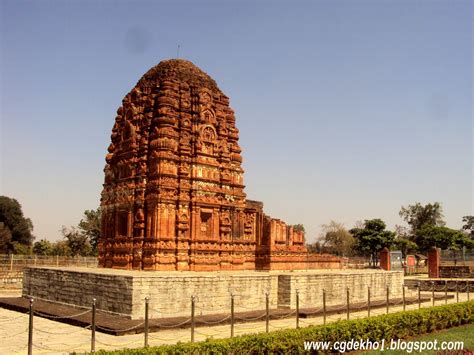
left=23, top=267, right=403, bottom=320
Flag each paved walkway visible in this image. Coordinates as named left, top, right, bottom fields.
left=0, top=289, right=470, bottom=354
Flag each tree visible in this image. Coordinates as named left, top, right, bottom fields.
left=61, top=226, right=93, bottom=257
left=462, top=216, right=474, bottom=238
left=77, top=208, right=101, bottom=252
left=51, top=240, right=71, bottom=256
left=399, top=202, right=445, bottom=237
left=307, top=241, right=322, bottom=253
left=394, top=238, right=418, bottom=259
left=319, top=221, right=355, bottom=257
left=292, top=224, right=305, bottom=233
left=0, top=222, right=12, bottom=253
left=0, top=196, right=34, bottom=253
left=349, top=219, right=396, bottom=267
left=33, top=239, right=54, bottom=256
left=393, top=224, right=418, bottom=259
left=414, top=225, right=474, bottom=253
left=60, top=208, right=102, bottom=256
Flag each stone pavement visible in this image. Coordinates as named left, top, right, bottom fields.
left=0, top=289, right=470, bottom=354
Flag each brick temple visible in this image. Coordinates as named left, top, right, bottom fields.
left=98, top=59, right=340, bottom=271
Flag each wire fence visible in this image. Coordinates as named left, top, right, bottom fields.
left=0, top=254, right=98, bottom=272
left=440, top=251, right=474, bottom=265
left=3, top=281, right=472, bottom=354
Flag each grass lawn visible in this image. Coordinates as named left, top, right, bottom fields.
left=361, top=323, right=474, bottom=354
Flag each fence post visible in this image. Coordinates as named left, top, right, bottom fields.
left=386, top=286, right=389, bottom=314
left=468, top=282, right=470, bottom=301
left=367, top=286, right=371, bottom=317
left=91, top=298, right=96, bottom=353
left=230, top=293, right=234, bottom=338
left=346, top=287, right=350, bottom=320
left=265, top=292, right=269, bottom=333
left=10, top=254, right=13, bottom=271
left=191, top=295, right=195, bottom=343
left=432, top=281, right=435, bottom=306
left=402, top=285, right=406, bottom=311
left=144, top=297, right=149, bottom=347
left=56, top=254, right=59, bottom=266
left=323, top=289, right=326, bottom=325
left=34, top=254, right=37, bottom=266
left=445, top=280, right=448, bottom=305
left=418, top=282, right=421, bottom=309
left=456, top=282, right=459, bottom=303
left=28, top=297, right=33, bottom=355
left=296, top=289, right=300, bottom=329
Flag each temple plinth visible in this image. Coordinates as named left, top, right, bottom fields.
left=98, top=59, right=337, bottom=271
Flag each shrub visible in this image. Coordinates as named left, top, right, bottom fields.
left=95, top=301, right=474, bottom=354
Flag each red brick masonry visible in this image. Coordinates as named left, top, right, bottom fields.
left=98, top=59, right=342, bottom=271
left=428, top=247, right=440, bottom=278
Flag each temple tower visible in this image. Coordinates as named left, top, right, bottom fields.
left=99, top=59, right=260, bottom=270
left=99, top=59, right=309, bottom=271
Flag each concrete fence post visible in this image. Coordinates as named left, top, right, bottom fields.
left=445, top=280, right=448, bottom=305
left=28, top=297, right=34, bottom=355
left=191, top=295, right=195, bottom=343
left=346, top=287, right=350, bottom=320
left=296, top=289, right=300, bottom=329
left=368, top=286, right=371, bottom=317
left=230, top=293, right=235, bottom=338
left=265, top=292, right=269, bottom=333
left=144, top=297, right=149, bottom=347
left=431, top=281, right=435, bottom=306
left=402, top=285, right=406, bottom=311
left=323, top=289, right=326, bottom=325
left=418, top=282, right=421, bottom=309
left=91, top=298, right=96, bottom=353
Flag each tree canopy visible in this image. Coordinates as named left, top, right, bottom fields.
left=292, top=224, right=305, bottom=233
left=78, top=208, right=101, bottom=251
left=33, top=239, right=54, bottom=255
left=349, top=219, right=395, bottom=266
left=60, top=208, right=102, bottom=256
left=0, top=196, right=34, bottom=253
left=61, top=226, right=93, bottom=256
left=462, top=216, right=474, bottom=238
left=414, top=225, right=474, bottom=252
left=319, top=221, right=354, bottom=257
left=399, top=202, right=445, bottom=236
left=393, top=238, right=418, bottom=259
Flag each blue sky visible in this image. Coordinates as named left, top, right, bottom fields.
left=1, top=0, right=472, bottom=243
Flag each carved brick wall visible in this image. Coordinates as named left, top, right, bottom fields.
left=99, top=59, right=340, bottom=271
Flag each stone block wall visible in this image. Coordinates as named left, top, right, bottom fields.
left=131, top=274, right=279, bottom=318
left=23, top=267, right=134, bottom=315
left=278, top=271, right=403, bottom=309
left=23, top=267, right=403, bottom=319
left=439, top=266, right=473, bottom=278
left=0, top=271, right=23, bottom=289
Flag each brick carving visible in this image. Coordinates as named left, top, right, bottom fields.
left=98, top=59, right=341, bottom=271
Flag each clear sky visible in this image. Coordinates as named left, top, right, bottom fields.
left=0, top=0, right=472, bottom=243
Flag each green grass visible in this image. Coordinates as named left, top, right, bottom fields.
left=361, top=323, right=474, bottom=355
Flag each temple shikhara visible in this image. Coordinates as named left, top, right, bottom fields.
left=99, top=59, right=338, bottom=271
